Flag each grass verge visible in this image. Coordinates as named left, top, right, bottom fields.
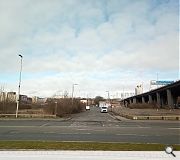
left=0, top=141, right=180, bottom=151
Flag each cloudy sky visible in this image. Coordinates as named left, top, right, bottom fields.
left=0, top=0, right=179, bottom=98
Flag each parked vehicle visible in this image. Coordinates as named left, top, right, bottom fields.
left=86, top=106, right=90, bottom=110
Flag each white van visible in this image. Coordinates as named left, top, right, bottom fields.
left=100, top=106, right=108, bottom=113
left=86, top=106, right=90, bottom=110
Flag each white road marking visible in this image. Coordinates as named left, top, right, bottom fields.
left=116, top=134, right=149, bottom=137
left=10, top=131, right=19, bottom=134
left=76, top=128, right=89, bottom=131
left=107, top=113, right=117, bottom=120
left=57, top=133, right=91, bottom=135
left=116, top=134, right=137, bottom=136
left=40, top=123, right=49, bottom=127
left=138, top=127, right=151, bottom=129
left=167, top=128, right=180, bottom=130
left=43, top=132, right=55, bottom=134
left=91, top=129, right=105, bottom=132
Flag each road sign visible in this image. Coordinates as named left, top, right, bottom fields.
left=150, top=80, right=174, bottom=85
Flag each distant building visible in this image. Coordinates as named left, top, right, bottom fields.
left=135, top=85, right=143, bottom=95
left=99, top=101, right=110, bottom=107
left=32, top=96, right=47, bottom=104
left=20, top=95, right=28, bottom=103
left=27, top=97, right=32, bottom=104
left=80, top=99, right=87, bottom=104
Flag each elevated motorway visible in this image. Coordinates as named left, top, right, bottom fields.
left=122, top=80, right=180, bottom=108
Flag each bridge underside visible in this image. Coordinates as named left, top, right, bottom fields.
left=123, top=81, right=180, bottom=108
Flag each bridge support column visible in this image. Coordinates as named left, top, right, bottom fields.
left=167, top=89, right=173, bottom=108
left=148, top=95, right=152, bottom=103
left=129, top=99, right=132, bottom=104
left=142, top=97, right=145, bottom=103
left=133, top=98, right=137, bottom=104
left=156, top=92, right=161, bottom=107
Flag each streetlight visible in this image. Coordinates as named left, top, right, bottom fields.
left=16, top=54, right=23, bottom=118
left=157, top=73, right=159, bottom=89
left=106, top=91, right=110, bottom=102
left=72, top=84, right=78, bottom=106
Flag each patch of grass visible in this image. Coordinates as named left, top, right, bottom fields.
left=0, top=141, right=180, bottom=151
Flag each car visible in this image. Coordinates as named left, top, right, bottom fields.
left=86, top=106, right=90, bottom=110
left=100, top=107, right=108, bottom=113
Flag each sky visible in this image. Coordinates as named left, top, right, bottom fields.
left=0, top=0, right=179, bottom=98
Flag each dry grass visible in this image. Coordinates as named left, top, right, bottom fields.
left=0, top=141, right=179, bottom=151
left=0, top=102, right=16, bottom=114
left=128, top=103, right=157, bottom=109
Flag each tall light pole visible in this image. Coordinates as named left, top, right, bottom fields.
left=16, top=54, right=23, bottom=118
left=72, top=84, right=78, bottom=106
left=157, top=73, right=159, bottom=89
left=106, top=91, right=110, bottom=103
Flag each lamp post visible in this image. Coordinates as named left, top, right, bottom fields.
left=106, top=91, right=110, bottom=102
left=16, top=54, right=23, bottom=118
left=157, top=73, right=159, bottom=89
left=72, top=84, right=78, bottom=106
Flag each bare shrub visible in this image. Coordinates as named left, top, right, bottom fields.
left=44, top=98, right=85, bottom=117
left=19, top=103, right=32, bottom=109
left=0, top=102, right=16, bottom=114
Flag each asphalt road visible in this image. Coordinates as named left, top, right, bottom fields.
left=0, top=107, right=179, bottom=144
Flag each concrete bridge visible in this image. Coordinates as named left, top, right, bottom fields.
left=122, top=80, right=180, bottom=108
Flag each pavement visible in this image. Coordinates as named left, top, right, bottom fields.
left=0, top=107, right=179, bottom=144
left=0, top=151, right=179, bottom=160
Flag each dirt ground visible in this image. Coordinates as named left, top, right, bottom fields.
left=112, top=105, right=180, bottom=116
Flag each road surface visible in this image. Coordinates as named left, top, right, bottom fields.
left=0, top=107, right=179, bottom=144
